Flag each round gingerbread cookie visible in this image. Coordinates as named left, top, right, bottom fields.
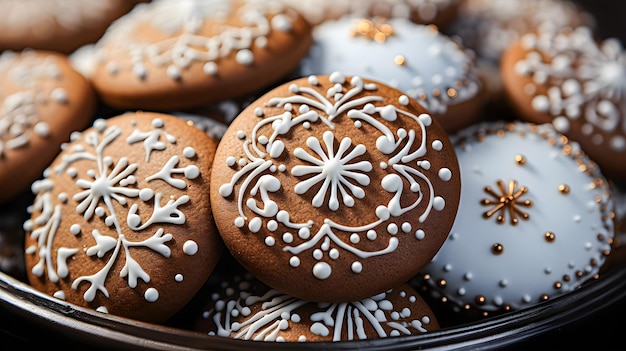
left=89, top=0, right=312, bottom=111
left=0, top=0, right=140, bottom=54
left=23, top=112, right=223, bottom=324
left=193, top=273, right=439, bottom=342
left=299, top=17, right=485, bottom=133
left=0, top=50, right=96, bottom=204
left=211, top=72, right=461, bottom=302
left=419, top=121, right=615, bottom=314
left=447, top=0, right=594, bottom=100
left=501, top=26, right=626, bottom=186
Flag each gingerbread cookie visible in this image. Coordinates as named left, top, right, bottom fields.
left=501, top=26, right=626, bottom=185
left=419, top=121, right=615, bottom=314
left=447, top=0, right=594, bottom=99
left=0, top=0, right=139, bottom=54
left=194, top=273, right=439, bottom=342
left=300, top=17, right=485, bottom=133
left=23, top=112, right=223, bottom=324
left=89, top=0, right=312, bottom=111
left=211, top=72, right=461, bottom=302
left=0, top=50, right=96, bottom=204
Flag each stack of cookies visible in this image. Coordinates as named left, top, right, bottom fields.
left=0, top=0, right=623, bottom=345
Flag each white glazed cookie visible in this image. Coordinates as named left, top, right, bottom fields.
left=89, top=0, right=312, bottom=111
left=300, top=18, right=484, bottom=133
left=211, top=72, right=461, bottom=303
left=419, top=121, right=615, bottom=314
left=283, top=0, right=461, bottom=28
left=193, top=274, right=440, bottom=342
left=501, top=26, right=626, bottom=186
left=0, top=0, right=138, bottom=54
left=0, top=50, right=96, bottom=204
left=23, top=112, right=223, bottom=323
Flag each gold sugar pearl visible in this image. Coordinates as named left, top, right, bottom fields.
left=447, top=88, right=457, bottom=98
left=544, top=231, right=555, bottom=242
left=515, top=154, right=526, bottom=165
left=491, top=243, right=504, bottom=255
left=558, top=184, right=570, bottom=194
left=475, top=295, right=486, bottom=305
left=394, top=55, right=406, bottom=66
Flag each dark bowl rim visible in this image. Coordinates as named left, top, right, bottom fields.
left=1, top=263, right=626, bottom=350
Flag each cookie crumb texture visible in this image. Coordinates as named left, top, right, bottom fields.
left=211, top=73, right=461, bottom=302
left=23, top=112, right=222, bottom=324
left=194, top=275, right=439, bottom=342
left=90, top=0, right=312, bottom=111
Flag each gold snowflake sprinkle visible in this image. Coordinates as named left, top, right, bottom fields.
left=481, top=179, right=532, bottom=225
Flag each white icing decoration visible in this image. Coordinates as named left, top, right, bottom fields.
left=96, top=0, right=295, bottom=80
left=26, top=117, right=199, bottom=304
left=201, top=277, right=433, bottom=341
left=219, top=73, right=450, bottom=281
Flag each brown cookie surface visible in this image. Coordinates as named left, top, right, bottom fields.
left=23, top=112, right=223, bottom=323
left=501, top=26, right=626, bottom=185
left=193, top=273, right=440, bottom=342
left=211, top=72, right=461, bottom=302
left=0, top=50, right=96, bottom=204
left=89, top=0, right=313, bottom=111
left=0, top=0, right=139, bottom=54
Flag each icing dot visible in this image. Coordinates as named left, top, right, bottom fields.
left=308, top=75, right=318, bottom=85
left=415, top=229, right=425, bottom=240
left=553, top=116, right=570, bottom=133
left=432, top=140, right=443, bottom=151
left=183, top=240, right=198, bottom=255
left=313, top=249, right=323, bottom=260
left=238, top=158, right=247, bottom=167
left=401, top=222, right=411, bottom=233
left=203, top=62, right=217, bottom=75
left=354, top=120, right=362, bottom=128
left=387, top=223, right=398, bottom=235
left=235, top=49, right=254, bottom=65
left=144, top=288, right=159, bottom=302
left=282, top=232, right=293, bottom=243
left=184, top=165, right=200, bottom=179
left=175, top=274, right=183, bottom=282
left=96, top=306, right=108, bottom=314
left=95, top=207, right=105, bottom=217
left=265, top=236, right=276, bottom=247
left=139, top=188, right=154, bottom=201
left=298, top=227, right=310, bottom=239
left=57, top=193, right=68, bottom=203
left=234, top=217, right=245, bottom=227
left=367, top=230, right=377, bottom=240
left=438, top=168, right=452, bottom=181
left=183, top=147, right=196, bottom=158
left=271, top=14, right=292, bottom=31
left=399, top=95, right=409, bottom=105
left=249, top=217, right=262, bottom=232
left=329, top=249, right=339, bottom=259
left=433, top=197, right=445, bottom=211
left=33, top=122, right=50, bottom=137
left=255, top=36, right=268, bottom=48
left=70, top=224, right=81, bottom=235
left=313, top=262, right=332, bottom=280
left=531, top=95, right=550, bottom=113
left=350, top=233, right=360, bottom=244
left=226, top=156, right=236, bottom=167
left=237, top=130, right=246, bottom=139
left=152, top=118, right=164, bottom=128
left=289, top=256, right=300, bottom=267
left=166, top=65, right=181, bottom=80
left=53, top=291, right=66, bottom=300
left=267, top=220, right=278, bottom=231
left=254, top=107, right=264, bottom=117
left=351, top=261, right=363, bottom=273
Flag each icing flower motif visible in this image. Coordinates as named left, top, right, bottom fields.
left=291, top=131, right=372, bottom=211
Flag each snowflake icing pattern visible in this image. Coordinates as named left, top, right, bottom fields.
left=292, top=131, right=372, bottom=211
left=24, top=117, right=197, bottom=304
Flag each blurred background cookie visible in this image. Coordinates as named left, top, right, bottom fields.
left=419, top=121, right=614, bottom=316
left=193, top=273, right=440, bottom=341
left=0, top=0, right=140, bottom=54
left=500, top=26, right=626, bottom=186
left=23, top=112, right=223, bottom=323
left=300, top=17, right=485, bottom=133
left=88, top=0, right=312, bottom=111
left=0, top=50, right=96, bottom=204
